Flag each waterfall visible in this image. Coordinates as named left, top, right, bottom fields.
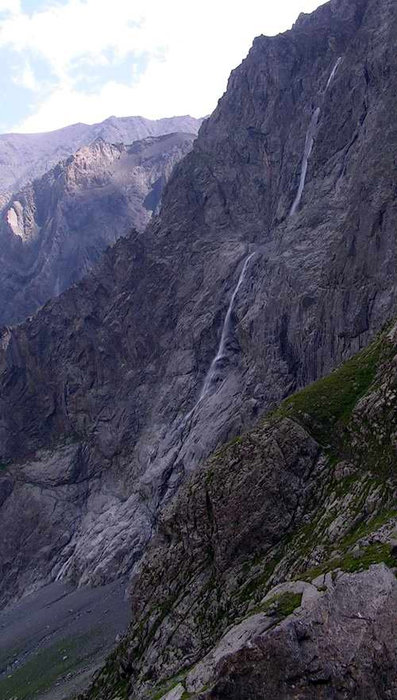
left=289, top=107, right=321, bottom=217
left=325, top=56, right=342, bottom=91
left=198, top=251, right=255, bottom=402
left=181, top=252, right=255, bottom=426
left=290, top=57, right=342, bottom=217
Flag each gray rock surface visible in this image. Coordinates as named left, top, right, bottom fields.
left=160, top=684, right=185, bottom=700
left=0, top=0, right=396, bottom=624
left=80, top=322, right=397, bottom=699
left=0, top=114, right=201, bottom=197
left=0, top=132, right=196, bottom=326
left=189, top=565, right=397, bottom=699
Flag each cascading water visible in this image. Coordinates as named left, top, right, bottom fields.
left=289, top=57, right=342, bottom=217
left=198, top=251, right=255, bottom=402
left=181, top=252, right=255, bottom=425
left=325, top=56, right=342, bottom=91
left=289, top=107, right=321, bottom=217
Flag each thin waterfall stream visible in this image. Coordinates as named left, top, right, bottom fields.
left=181, top=251, right=256, bottom=425
left=325, top=56, right=342, bottom=90
left=290, top=56, right=342, bottom=217
left=198, top=251, right=256, bottom=402
left=289, top=107, right=321, bottom=216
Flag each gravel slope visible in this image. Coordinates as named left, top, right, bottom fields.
left=0, top=581, right=130, bottom=699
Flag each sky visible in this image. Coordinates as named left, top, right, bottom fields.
left=0, top=0, right=323, bottom=134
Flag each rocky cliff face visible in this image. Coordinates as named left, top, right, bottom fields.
left=81, top=323, right=397, bottom=699
left=0, top=114, right=201, bottom=198
left=0, top=132, right=196, bottom=326
left=0, top=0, right=396, bottom=620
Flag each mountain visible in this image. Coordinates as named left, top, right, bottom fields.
left=82, top=322, right=397, bottom=700
left=0, top=114, right=202, bottom=197
left=0, top=131, right=196, bottom=326
left=0, top=0, right=397, bottom=694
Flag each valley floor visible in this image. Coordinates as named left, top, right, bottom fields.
left=0, top=580, right=129, bottom=700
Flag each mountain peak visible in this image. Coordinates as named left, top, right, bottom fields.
left=0, top=114, right=202, bottom=196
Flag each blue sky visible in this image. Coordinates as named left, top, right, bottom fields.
left=0, top=0, right=322, bottom=134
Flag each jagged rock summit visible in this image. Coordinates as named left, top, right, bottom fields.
left=0, top=0, right=396, bottom=656
left=0, top=114, right=202, bottom=198
left=0, top=131, right=196, bottom=326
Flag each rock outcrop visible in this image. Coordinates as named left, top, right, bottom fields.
left=81, top=322, right=397, bottom=699
left=180, top=566, right=397, bottom=700
left=0, top=132, right=196, bottom=326
left=0, top=114, right=202, bottom=197
left=0, top=0, right=396, bottom=620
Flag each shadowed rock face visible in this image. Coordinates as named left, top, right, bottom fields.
left=0, top=114, right=202, bottom=197
left=0, top=0, right=397, bottom=610
left=0, top=132, right=196, bottom=326
left=80, top=320, right=397, bottom=699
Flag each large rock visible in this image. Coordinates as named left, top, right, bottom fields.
left=190, top=566, right=397, bottom=699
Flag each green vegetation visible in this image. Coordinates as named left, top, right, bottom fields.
left=286, top=479, right=397, bottom=582
left=261, top=591, right=302, bottom=618
left=340, top=508, right=397, bottom=549
left=298, top=540, right=397, bottom=583
left=214, top=434, right=243, bottom=458
left=151, top=683, right=177, bottom=700
left=150, top=671, right=189, bottom=700
left=338, top=542, right=396, bottom=572
left=86, top=646, right=129, bottom=700
left=0, top=634, right=99, bottom=700
left=270, top=334, right=385, bottom=448
left=237, top=557, right=279, bottom=604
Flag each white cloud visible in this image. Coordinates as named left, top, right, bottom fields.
left=0, top=0, right=324, bottom=133
left=0, top=0, right=20, bottom=14
left=13, top=60, right=39, bottom=90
